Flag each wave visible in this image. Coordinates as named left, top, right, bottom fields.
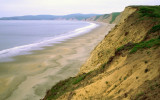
left=0, top=22, right=98, bottom=62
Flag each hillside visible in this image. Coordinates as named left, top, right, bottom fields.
left=0, top=14, right=100, bottom=20
left=85, top=12, right=121, bottom=24
left=42, top=6, right=160, bottom=100
left=0, top=13, right=121, bottom=23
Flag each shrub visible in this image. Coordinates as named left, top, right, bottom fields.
left=144, top=61, right=148, bottom=64
left=106, top=81, right=109, bottom=84
left=124, top=76, right=127, bottom=80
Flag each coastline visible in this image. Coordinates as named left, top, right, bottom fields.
left=0, top=22, right=114, bottom=100
left=0, top=21, right=97, bottom=62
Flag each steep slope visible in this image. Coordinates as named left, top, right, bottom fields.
left=80, top=7, right=138, bottom=73
left=86, top=12, right=120, bottom=24
left=42, top=6, right=160, bottom=100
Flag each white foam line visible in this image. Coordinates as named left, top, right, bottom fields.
left=0, top=22, right=98, bottom=62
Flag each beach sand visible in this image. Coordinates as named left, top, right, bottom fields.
left=0, top=23, right=114, bottom=100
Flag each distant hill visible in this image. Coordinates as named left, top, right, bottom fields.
left=0, top=14, right=101, bottom=20
left=85, top=12, right=121, bottom=24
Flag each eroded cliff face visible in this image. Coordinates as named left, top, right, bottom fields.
left=79, top=7, right=141, bottom=74
left=43, top=6, right=160, bottom=100
left=58, top=46, right=160, bottom=100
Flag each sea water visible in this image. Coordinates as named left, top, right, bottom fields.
left=0, top=20, right=98, bottom=62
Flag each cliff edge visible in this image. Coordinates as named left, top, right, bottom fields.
left=43, top=6, right=160, bottom=100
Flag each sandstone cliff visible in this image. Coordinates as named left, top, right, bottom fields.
left=43, top=6, right=160, bottom=100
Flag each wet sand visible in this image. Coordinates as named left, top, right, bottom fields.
left=0, top=23, right=114, bottom=100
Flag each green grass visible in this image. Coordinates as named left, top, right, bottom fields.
left=149, top=24, right=160, bottom=33
left=44, top=70, right=98, bottom=100
left=47, top=78, right=75, bottom=100
left=130, top=37, right=160, bottom=53
left=116, top=37, right=160, bottom=54
left=110, top=12, right=120, bottom=24
left=116, top=42, right=135, bottom=52
left=138, top=6, right=160, bottom=36
left=138, top=6, right=160, bottom=18
left=46, top=61, right=111, bottom=99
left=45, top=73, right=88, bottom=100
left=73, top=74, right=86, bottom=84
left=117, top=45, right=125, bottom=52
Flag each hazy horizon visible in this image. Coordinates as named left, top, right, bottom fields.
left=0, top=0, right=159, bottom=17
left=0, top=13, right=102, bottom=18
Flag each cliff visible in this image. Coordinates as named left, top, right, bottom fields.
left=43, top=6, right=160, bottom=100
left=85, top=12, right=120, bottom=24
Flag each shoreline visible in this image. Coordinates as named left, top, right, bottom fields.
left=0, top=22, right=114, bottom=100
left=0, top=21, right=97, bottom=63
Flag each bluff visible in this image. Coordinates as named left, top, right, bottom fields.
left=85, top=12, right=120, bottom=24
left=43, top=6, right=160, bottom=100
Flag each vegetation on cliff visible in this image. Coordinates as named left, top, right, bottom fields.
left=110, top=12, right=121, bottom=23
left=138, top=6, right=160, bottom=18
left=42, top=6, right=160, bottom=100
left=86, top=12, right=120, bottom=24
left=116, top=36, right=160, bottom=54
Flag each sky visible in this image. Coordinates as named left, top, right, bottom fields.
left=0, top=0, right=159, bottom=17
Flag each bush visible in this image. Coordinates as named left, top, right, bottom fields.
left=124, top=76, right=127, bottom=80
left=106, top=81, right=109, bottom=84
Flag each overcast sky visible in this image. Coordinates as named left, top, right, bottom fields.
left=0, top=0, right=159, bottom=17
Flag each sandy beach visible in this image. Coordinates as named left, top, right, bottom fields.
left=0, top=22, right=114, bottom=100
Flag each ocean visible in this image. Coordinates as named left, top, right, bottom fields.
left=0, top=20, right=97, bottom=62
